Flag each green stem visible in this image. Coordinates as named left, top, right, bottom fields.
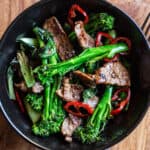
left=38, top=43, right=128, bottom=79
left=89, top=86, right=113, bottom=125
left=7, top=66, right=16, bottom=100
left=17, top=51, right=35, bottom=88
left=50, top=76, right=58, bottom=107
left=43, top=83, right=51, bottom=120
left=42, top=58, right=51, bottom=120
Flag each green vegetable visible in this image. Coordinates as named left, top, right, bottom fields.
left=7, top=66, right=16, bottom=100
left=31, top=27, right=65, bottom=136
left=17, top=51, right=35, bottom=88
left=16, top=37, right=38, bottom=49
left=75, top=86, right=113, bottom=143
left=34, top=43, right=128, bottom=83
left=25, top=93, right=43, bottom=112
left=33, top=27, right=57, bottom=59
left=108, top=30, right=117, bottom=39
left=85, top=61, right=97, bottom=74
left=63, top=22, right=72, bottom=34
left=86, top=29, right=117, bottom=73
left=32, top=76, right=65, bottom=136
left=69, top=12, right=115, bottom=41
left=86, top=12, right=115, bottom=34
left=83, top=88, right=97, bottom=102
left=105, top=30, right=117, bottom=45
left=24, top=101, right=41, bottom=124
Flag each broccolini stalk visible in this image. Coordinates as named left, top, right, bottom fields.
left=46, top=75, right=65, bottom=133
left=7, top=66, right=16, bottom=100
left=17, top=51, right=35, bottom=88
left=32, top=27, right=65, bottom=136
left=16, top=37, right=38, bottom=49
left=108, top=29, right=117, bottom=39
left=34, top=43, right=128, bottom=83
left=69, top=12, right=115, bottom=41
left=105, top=30, right=117, bottom=45
left=86, top=29, right=116, bottom=73
left=24, top=101, right=41, bottom=124
left=75, top=86, right=113, bottom=143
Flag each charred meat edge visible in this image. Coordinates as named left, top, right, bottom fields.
left=74, top=21, right=95, bottom=49
left=43, top=16, right=75, bottom=60
left=61, top=114, right=81, bottom=142
left=95, top=61, right=131, bottom=86
left=56, top=77, right=84, bottom=101
left=74, top=61, right=131, bottom=87
left=74, top=70, right=96, bottom=88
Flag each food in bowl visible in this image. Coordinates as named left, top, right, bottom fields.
left=7, top=4, right=131, bottom=144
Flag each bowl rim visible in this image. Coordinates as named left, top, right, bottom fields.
left=0, top=0, right=149, bottom=150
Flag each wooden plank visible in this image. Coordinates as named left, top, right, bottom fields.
left=0, top=0, right=149, bottom=150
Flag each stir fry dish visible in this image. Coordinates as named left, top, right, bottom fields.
left=7, top=4, right=131, bottom=143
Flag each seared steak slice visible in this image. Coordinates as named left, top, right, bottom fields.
left=84, top=96, right=99, bottom=109
left=56, top=78, right=84, bottom=101
left=74, top=21, right=95, bottom=49
left=74, top=70, right=96, bottom=88
left=32, top=82, right=44, bottom=93
left=95, top=61, right=131, bottom=86
left=74, top=61, right=130, bottom=87
left=61, top=114, right=81, bottom=142
left=43, top=16, right=75, bottom=60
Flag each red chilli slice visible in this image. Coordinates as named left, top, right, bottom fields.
left=68, top=4, right=89, bottom=27
left=95, top=32, right=113, bottom=47
left=111, top=37, right=131, bottom=50
left=64, top=101, right=93, bottom=117
left=15, top=90, right=25, bottom=113
left=111, top=87, right=131, bottom=115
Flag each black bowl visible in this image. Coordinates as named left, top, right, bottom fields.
left=0, top=0, right=149, bottom=150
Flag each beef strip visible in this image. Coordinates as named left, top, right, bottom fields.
left=43, top=16, right=75, bottom=60
left=32, top=82, right=44, bottom=93
left=61, top=114, right=82, bottom=142
left=61, top=90, right=98, bottom=142
left=74, top=21, right=95, bottom=49
left=57, top=78, right=83, bottom=142
left=95, top=61, right=131, bottom=86
left=74, top=70, right=96, bottom=88
left=56, top=77, right=84, bottom=101
left=84, top=96, right=99, bottom=109
left=15, top=81, right=27, bottom=92
left=74, top=61, right=130, bottom=87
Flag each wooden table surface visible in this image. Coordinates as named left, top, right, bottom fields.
left=0, top=0, right=149, bottom=150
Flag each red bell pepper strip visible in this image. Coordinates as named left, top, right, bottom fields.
left=95, top=32, right=113, bottom=47
left=103, top=37, right=131, bottom=62
left=68, top=4, right=89, bottom=27
left=104, top=54, right=119, bottom=62
left=111, top=87, right=131, bottom=115
left=15, top=90, right=25, bottom=113
left=95, top=32, right=118, bottom=62
left=64, top=101, right=93, bottom=117
left=111, top=37, right=131, bottom=50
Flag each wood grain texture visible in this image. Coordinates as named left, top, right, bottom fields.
left=0, top=0, right=149, bottom=150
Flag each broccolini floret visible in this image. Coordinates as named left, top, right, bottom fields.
left=31, top=27, right=65, bottom=136
left=87, top=12, right=115, bottom=32
left=25, top=93, right=43, bottom=112
left=75, top=86, right=113, bottom=143
left=69, top=12, right=115, bottom=40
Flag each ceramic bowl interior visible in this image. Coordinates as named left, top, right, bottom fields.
left=0, top=0, right=149, bottom=150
